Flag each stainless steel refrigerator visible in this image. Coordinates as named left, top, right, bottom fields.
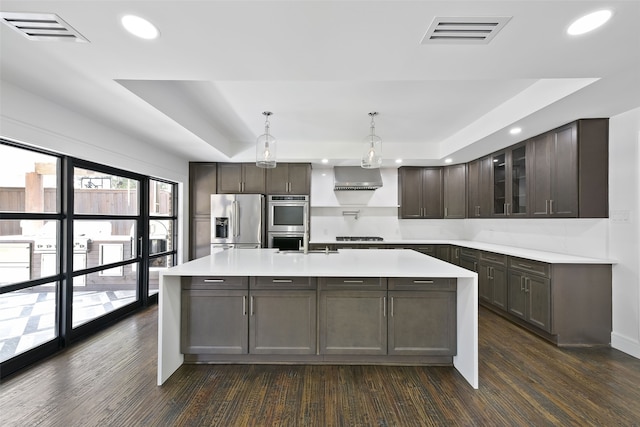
left=211, top=194, right=264, bottom=250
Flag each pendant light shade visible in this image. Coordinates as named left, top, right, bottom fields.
left=256, top=111, right=277, bottom=168
left=361, top=112, right=382, bottom=169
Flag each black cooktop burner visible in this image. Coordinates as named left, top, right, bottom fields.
left=336, top=236, right=384, bottom=242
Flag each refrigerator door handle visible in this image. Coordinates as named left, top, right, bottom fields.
left=233, top=200, right=240, bottom=237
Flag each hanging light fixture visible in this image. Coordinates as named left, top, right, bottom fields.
left=361, top=112, right=382, bottom=169
left=256, top=111, right=277, bottom=168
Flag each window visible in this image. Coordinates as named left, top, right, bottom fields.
left=0, top=140, right=179, bottom=378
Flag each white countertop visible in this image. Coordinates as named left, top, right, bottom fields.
left=310, top=239, right=615, bottom=264
left=162, top=248, right=476, bottom=278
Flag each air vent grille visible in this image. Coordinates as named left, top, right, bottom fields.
left=0, top=12, right=88, bottom=42
left=421, top=16, right=511, bottom=44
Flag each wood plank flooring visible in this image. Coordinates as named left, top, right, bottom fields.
left=1, top=305, right=640, bottom=426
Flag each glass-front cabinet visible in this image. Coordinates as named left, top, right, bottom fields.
left=491, top=142, right=528, bottom=218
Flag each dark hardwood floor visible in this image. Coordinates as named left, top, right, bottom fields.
left=1, top=305, right=639, bottom=426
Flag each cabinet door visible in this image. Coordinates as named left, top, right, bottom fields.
left=478, top=263, right=493, bottom=303
left=388, top=291, right=457, bottom=356
left=320, top=290, right=387, bottom=355
left=266, top=164, right=290, bottom=194
left=530, top=133, right=553, bottom=217
left=181, top=290, right=248, bottom=354
left=399, top=167, right=424, bottom=218
left=507, top=272, right=527, bottom=320
left=241, top=163, right=266, bottom=193
left=550, top=124, right=578, bottom=217
left=492, top=152, right=508, bottom=217
left=509, top=144, right=528, bottom=217
left=491, top=265, right=508, bottom=311
left=443, top=164, right=466, bottom=219
left=287, top=163, right=311, bottom=194
left=459, top=257, right=477, bottom=272
left=467, top=159, right=480, bottom=217
left=217, top=163, right=243, bottom=194
left=249, top=290, right=316, bottom=354
left=450, top=246, right=461, bottom=266
left=468, top=156, right=492, bottom=218
left=422, top=167, right=443, bottom=218
left=190, top=163, right=217, bottom=215
left=191, top=217, right=211, bottom=260
left=435, top=245, right=450, bottom=262
left=526, top=275, right=551, bottom=332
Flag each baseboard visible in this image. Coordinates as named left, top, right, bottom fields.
left=611, top=332, right=640, bottom=359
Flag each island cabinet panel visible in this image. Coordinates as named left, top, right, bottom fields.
left=266, top=163, right=311, bottom=195
left=319, top=290, right=387, bottom=355
left=249, top=290, right=316, bottom=355
left=181, top=289, right=248, bottom=354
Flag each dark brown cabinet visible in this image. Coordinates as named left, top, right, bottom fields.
left=491, top=142, right=529, bottom=217
left=443, top=164, right=466, bottom=219
left=478, top=252, right=508, bottom=311
left=387, top=278, right=456, bottom=356
left=529, top=119, right=608, bottom=218
left=398, top=167, right=443, bottom=219
left=467, top=156, right=492, bottom=218
left=266, top=163, right=311, bottom=195
left=507, top=259, right=551, bottom=333
left=188, top=163, right=217, bottom=260
left=217, top=163, right=266, bottom=194
left=320, top=290, right=387, bottom=355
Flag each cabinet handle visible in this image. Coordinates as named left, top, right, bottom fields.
left=545, top=199, right=550, bottom=215
left=473, top=262, right=478, bottom=272
left=518, top=263, right=533, bottom=269
left=390, top=297, right=394, bottom=317
left=243, top=295, right=247, bottom=316
left=343, top=280, right=364, bottom=284
left=455, top=248, right=460, bottom=258
left=204, top=279, right=225, bottom=283
left=504, top=203, right=507, bottom=216
left=412, top=280, right=434, bottom=284
left=272, top=279, right=293, bottom=283
left=383, top=296, right=387, bottom=317
left=444, top=207, right=448, bottom=217
left=525, top=278, right=530, bottom=293
left=250, top=295, right=254, bottom=315
left=549, top=199, right=554, bottom=214
left=520, top=276, right=525, bottom=292
left=476, top=206, right=480, bottom=217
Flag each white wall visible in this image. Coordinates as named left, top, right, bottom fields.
left=608, top=107, right=640, bottom=358
left=0, top=81, right=191, bottom=262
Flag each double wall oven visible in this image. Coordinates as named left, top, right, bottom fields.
left=267, top=195, right=309, bottom=251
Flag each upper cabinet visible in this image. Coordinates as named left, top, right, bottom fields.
left=491, top=142, right=528, bottom=218
left=266, top=163, right=311, bottom=195
left=188, top=162, right=217, bottom=260
left=398, top=167, right=443, bottom=219
left=443, top=163, right=466, bottom=219
left=217, top=163, right=266, bottom=194
left=529, top=119, right=608, bottom=218
left=467, top=156, right=492, bottom=218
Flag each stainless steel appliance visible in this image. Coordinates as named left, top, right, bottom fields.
left=267, top=195, right=309, bottom=250
left=267, top=195, right=309, bottom=233
left=211, top=194, right=264, bottom=250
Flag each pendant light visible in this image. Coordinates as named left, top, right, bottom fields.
left=256, top=111, right=277, bottom=168
left=361, top=112, right=382, bottom=169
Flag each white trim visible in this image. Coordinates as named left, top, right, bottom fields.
left=611, top=332, right=640, bottom=359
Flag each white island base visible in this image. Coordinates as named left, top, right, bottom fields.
left=158, top=249, right=479, bottom=389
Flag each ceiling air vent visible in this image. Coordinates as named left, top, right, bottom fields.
left=421, top=16, right=511, bottom=44
left=0, top=12, right=89, bottom=42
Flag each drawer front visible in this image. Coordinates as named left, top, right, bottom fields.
left=508, top=257, right=550, bottom=277
left=319, top=277, right=387, bottom=290
left=479, top=251, right=507, bottom=266
left=251, top=276, right=317, bottom=289
left=459, top=248, right=478, bottom=259
left=183, top=276, right=248, bottom=290
left=388, top=278, right=456, bottom=291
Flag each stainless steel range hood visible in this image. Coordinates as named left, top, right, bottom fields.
left=333, top=166, right=383, bottom=191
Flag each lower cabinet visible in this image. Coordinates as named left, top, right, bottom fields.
left=319, top=290, right=387, bottom=355
left=249, top=290, right=317, bottom=354
left=478, top=252, right=508, bottom=311
left=507, top=259, right=551, bottom=333
left=181, top=289, right=248, bottom=354
left=388, top=289, right=456, bottom=356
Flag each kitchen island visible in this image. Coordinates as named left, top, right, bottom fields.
left=158, top=249, right=479, bottom=388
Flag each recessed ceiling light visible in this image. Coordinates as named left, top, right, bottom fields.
left=510, top=127, right=522, bottom=135
left=444, top=158, right=453, bottom=164
left=567, top=10, right=612, bottom=36
left=321, top=158, right=329, bottom=164
left=395, top=159, right=403, bottom=164
left=121, top=15, right=159, bottom=39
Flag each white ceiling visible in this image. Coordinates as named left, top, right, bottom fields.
left=1, top=1, right=639, bottom=166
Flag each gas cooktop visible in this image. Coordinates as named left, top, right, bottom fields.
left=335, top=236, right=384, bottom=242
